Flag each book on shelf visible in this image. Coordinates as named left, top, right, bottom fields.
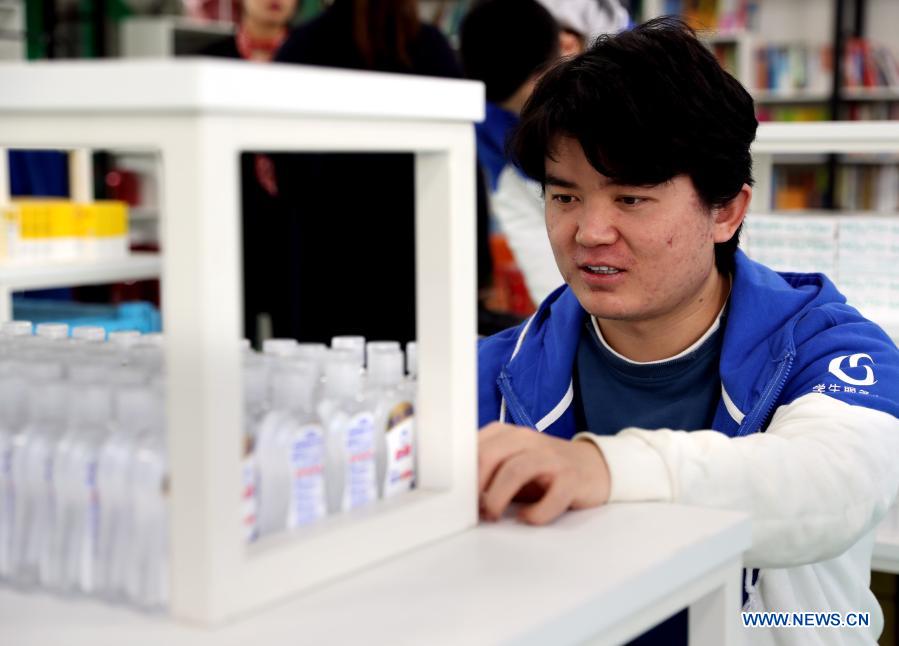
left=753, top=39, right=899, bottom=99
left=771, top=163, right=899, bottom=213
left=660, top=0, right=758, bottom=32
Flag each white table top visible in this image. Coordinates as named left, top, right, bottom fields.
left=0, top=503, right=749, bottom=646
left=0, top=59, right=485, bottom=122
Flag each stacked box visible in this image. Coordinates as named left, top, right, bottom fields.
left=0, top=199, right=129, bottom=263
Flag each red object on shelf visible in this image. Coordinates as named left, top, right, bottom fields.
left=105, top=169, right=141, bottom=206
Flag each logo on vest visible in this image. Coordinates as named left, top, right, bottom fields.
left=827, top=353, right=876, bottom=387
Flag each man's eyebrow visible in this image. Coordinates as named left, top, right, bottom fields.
left=544, top=173, right=578, bottom=189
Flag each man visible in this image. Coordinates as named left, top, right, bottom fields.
left=477, top=17, right=899, bottom=646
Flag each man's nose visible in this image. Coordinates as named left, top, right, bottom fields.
left=575, top=201, right=618, bottom=247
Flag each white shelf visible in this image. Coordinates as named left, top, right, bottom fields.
left=0, top=252, right=162, bottom=320
left=842, top=87, right=899, bottom=102
left=0, top=59, right=484, bottom=625
left=0, top=252, right=161, bottom=291
left=0, top=503, right=749, bottom=646
left=753, top=121, right=899, bottom=155
left=0, top=58, right=484, bottom=122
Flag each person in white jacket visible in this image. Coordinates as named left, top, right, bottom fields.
left=476, top=17, right=899, bottom=646
left=462, top=0, right=629, bottom=306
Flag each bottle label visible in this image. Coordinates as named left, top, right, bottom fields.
left=287, top=425, right=326, bottom=528
left=383, top=402, right=415, bottom=498
left=342, top=412, right=376, bottom=511
left=241, top=455, right=259, bottom=543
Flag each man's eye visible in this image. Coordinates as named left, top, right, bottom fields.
left=551, top=194, right=576, bottom=205
left=617, top=196, right=646, bottom=206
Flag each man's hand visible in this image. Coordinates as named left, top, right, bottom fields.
left=478, top=422, right=612, bottom=525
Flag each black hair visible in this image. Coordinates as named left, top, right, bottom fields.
left=459, top=0, right=560, bottom=104
left=510, top=16, right=758, bottom=275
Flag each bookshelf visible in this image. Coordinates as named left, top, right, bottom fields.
left=748, top=121, right=899, bottom=343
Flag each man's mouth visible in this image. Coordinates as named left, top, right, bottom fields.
left=582, top=265, right=623, bottom=275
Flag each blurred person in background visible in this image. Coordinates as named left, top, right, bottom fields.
left=461, top=0, right=627, bottom=307
left=199, top=0, right=300, bottom=346
left=537, top=0, right=629, bottom=57
left=271, top=0, right=495, bottom=343
left=201, top=0, right=298, bottom=61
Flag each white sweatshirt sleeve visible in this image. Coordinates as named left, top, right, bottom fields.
left=575, top=393, right=899, bottom=568
left=492, top=166, right=564, bottom=304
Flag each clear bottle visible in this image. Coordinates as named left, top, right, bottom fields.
left=365, top=340, right=400, bottom=371
left=8, top=361, right=67, bottom=588
left=0, top=357, right=35, bottom=580
left=108, top=330, right=141, bottom=348
left=0, top=321, right=33, bottom=338
left=124, top=383, right=167, bottom=610
left=35, top=323, right=69, bottom=341
left=276, top=362, right=326, bottom=530
left=405, top=341, right=418, bottom=382
left=330, top=336, right=365, bottom=371
left=51, top=367, right=114, bottom=594
left=319, top=349, right=377, bottom=514
left=262, top=338, right=299, bottom=359
left=241, top=353, right=268, bottom=542
left=95, top=367, right=150, bottom=599
left=368, top=349, right=416, bottom=499
left=71, top=326, right=106, bottom=342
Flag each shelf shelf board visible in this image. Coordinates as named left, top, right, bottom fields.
left=754, top=90, right=831, bottom=103
left=0, top=251, right=161, bottom=291
left=754, top=88, right=899, bottom=103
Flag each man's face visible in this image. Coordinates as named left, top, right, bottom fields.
left=545, top=136, right=721, bottom=324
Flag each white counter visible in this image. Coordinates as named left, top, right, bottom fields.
left=0, top=503, right=749, bottom=646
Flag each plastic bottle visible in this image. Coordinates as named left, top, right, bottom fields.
left=368, top=348, right=416, bottom=498
left=241, top=353, right=268, bottom=542
left=35, top=323, right=69, bottom=340
left=0, top=321, right=33, bottom=337
left=124, top=383, right=167, bottom=610
left=330, top=336, right=365, bottom=371
left=319, top=349, right=377, bottom=513
left=71, top=326, right=106, bottom=342
left=0, top=357, right=32, bottom=580
left=405, top=341, right=418, bottom=381
left=51, top=364, right=114, bottom=594
left=8, top=361, right=66, bottom=588
left=108, top=330, right=141, bottom=348
left=262, top=338, right=299, bottom=359
left=277, top=362, right=326, bottom=529
left=365, top=341, right=400, bottom=370
left=95, top=367, right=150, bottom=598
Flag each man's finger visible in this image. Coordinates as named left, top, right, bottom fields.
left=477, top=426, right=533, bottom=494
left=517, top=475, right=575, bottom=526
left=481, top=450, right=555, bottom=521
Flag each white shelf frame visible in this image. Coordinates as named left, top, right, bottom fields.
left=0, top=59, right=482, bottom=625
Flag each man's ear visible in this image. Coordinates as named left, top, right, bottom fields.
left=712, top=184, right=752, bottom=243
